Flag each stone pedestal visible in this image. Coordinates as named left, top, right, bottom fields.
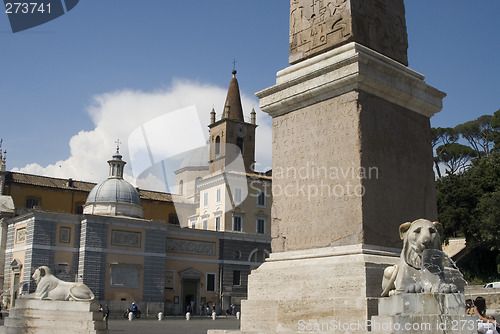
left=1, top=299, right=108, bottom=334
left=213, top=42, right=446, bottom=334
left=371, top=293, right=478, bottom=334
left=240, top=244, right=399, bottom=333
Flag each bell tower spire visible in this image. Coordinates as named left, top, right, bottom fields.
left=208, top=70, right=257, bottom=173
left=221, top=70, right=245, bottom=122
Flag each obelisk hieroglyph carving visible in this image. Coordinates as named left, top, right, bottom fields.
left=290, top=0, right=408, bottom=65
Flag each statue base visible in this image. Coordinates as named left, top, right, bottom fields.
left=1, top=298, right=108, bottom=334
left=371, top=293, right=478, bottom=334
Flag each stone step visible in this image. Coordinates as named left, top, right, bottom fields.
left=4, top=317, right=107, bottom=331
left=0, top=325, right=108, bottom=334
left=8, top=308, right=102, bottom=321
left=1, top=299, right=108, bottom=334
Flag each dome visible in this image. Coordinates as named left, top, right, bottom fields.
left=179, top=146, right=209, bottom=169
left=86, top=178, right=141, bottom=206
left=83, top=147, right=144, bottom=218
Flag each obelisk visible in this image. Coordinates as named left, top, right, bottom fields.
left=239, top=0, right=446, bottom=333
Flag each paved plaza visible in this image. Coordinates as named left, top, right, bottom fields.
left=107, top=317, right=240, bottom=334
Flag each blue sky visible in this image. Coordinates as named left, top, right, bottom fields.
left=1, top=1, right=499, bottom=191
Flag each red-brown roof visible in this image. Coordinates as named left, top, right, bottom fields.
left=5, top=172, right=184, bottom=203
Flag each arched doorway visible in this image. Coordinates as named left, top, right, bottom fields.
left=179, top=268, right=202, bottom=315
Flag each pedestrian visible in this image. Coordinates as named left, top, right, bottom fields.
left=473, top=297, right=499, bottom=334
left=103, top=305, right=109, bottom=322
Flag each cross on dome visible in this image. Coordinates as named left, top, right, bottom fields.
left=115, top=139, right=122, bottom=154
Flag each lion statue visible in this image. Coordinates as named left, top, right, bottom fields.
left=381, top=219, right=459, bottom=297
left=31, top=266, right=95, bottom=301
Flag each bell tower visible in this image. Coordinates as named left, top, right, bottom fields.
left=208, top=70, right=257, bottom=173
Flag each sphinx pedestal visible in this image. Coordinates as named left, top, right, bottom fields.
left=1, top=298, right=108, bottom=334
left=241, top=244, right=399, bottom=333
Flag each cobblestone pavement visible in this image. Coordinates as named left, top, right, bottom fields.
left=107, top=316, right=240, bottom=334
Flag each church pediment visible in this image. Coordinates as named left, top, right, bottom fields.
left=179, top=267, right=203, bottom=280
left=10, top=259, right=22, bottom=272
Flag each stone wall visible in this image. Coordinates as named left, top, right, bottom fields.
left=142, top=228, right=167, bottom=302
left=79, top=218, right=107, bottom=300
left=219, top=234, right=271, bottom=311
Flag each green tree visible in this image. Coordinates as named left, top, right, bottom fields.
left=490, top=109, right=500, bottom=150
left=437, top=152, right=500, bottom=281
left=431, top=127, right=458, bottom=178
left=435, top=143, right=477, bottom=175
left=454, top=115, right=494, bottom=158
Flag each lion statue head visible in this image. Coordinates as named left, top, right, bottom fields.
left=399, top=219, right=443, bottom=270
left=381, top=219, right=458, bottom=296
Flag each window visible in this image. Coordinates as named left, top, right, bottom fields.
left=233, top=270, right=241, bottom=286
left=203, top=192, right=208, bottom=208
left=236, top=137, right=244, bottom=154
left=178, top=180, right=184, bottom=195
left=234, top=187, right=242, bottom=205
left=257, top=190, right=266, bottom=207
left=215, top=136, right=221, bottom=155
left=75, top=205, right=83, bottom=214
left=250, top=250, right=269, bottom=263
left=202, top=219, right=208, bottom=230
left=232, top=250, right=242, bottom=260
left=206, top=273, right=216, bottom=292
left=190, top=220, right=196, bottom=229
left=215, top=216, right=221, bottom=231
left=25, top=198, right=39, bottom=209
left=257, top=218, right=266, bottom=234
left=216, top=188, right=221, bottom=203
left=169, top=214, right=180, bottom=225
left=233, top=215, right=242, bottom=232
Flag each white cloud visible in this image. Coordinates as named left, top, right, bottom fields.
left=13, top=80, right=273, bottom=192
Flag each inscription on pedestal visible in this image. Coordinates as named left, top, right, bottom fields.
left=289, top=0, right=408, bottom=65
left=271, top=92, right=373, bottom=251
